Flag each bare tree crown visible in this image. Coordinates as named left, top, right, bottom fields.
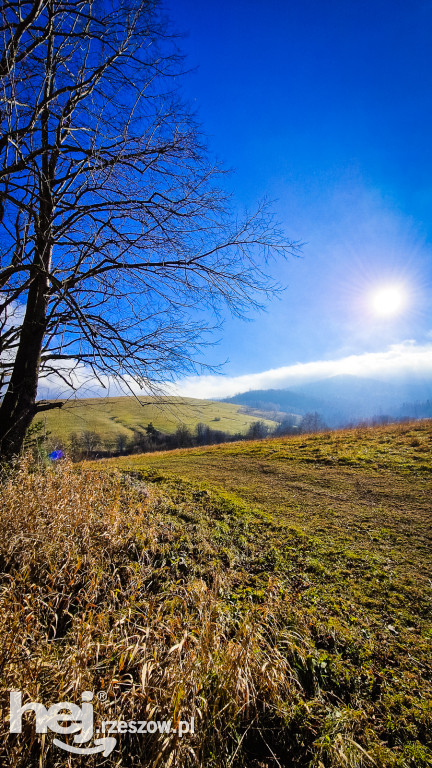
left=0, top=0, right=297, bottom=457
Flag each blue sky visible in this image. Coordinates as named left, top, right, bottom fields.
left=158, top=0, right=432, bottom=392
left=33, top=0, right=432, bottom=401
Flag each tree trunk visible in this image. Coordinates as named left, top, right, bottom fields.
left=0, top=30, right=55, bottom=461
left=0, top=269, right=49, bottom=459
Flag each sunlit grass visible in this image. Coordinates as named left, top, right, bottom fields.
left=35, top=395, right=277, bottom=445
left=1, top=420, right=432, bottom=766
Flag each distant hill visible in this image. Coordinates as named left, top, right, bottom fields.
left=223, top=388, right=326, bottom=417
left=34, top=396, right=278, bottom=445
left=223, top=374, right=432, bottom=426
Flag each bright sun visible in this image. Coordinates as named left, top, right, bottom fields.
left=370, top=285, right=406, bottom=317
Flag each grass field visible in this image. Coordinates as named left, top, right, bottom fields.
left=35, top=395, right=278, bottom=444
left=1, top=420, right=431, bottom=767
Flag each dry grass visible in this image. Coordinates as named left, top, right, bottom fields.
left=1, top=422, right=432, bottom=767
left=0, top=458, right=318, bottom=767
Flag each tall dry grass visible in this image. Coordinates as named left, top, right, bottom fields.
left=2, top=456, right=422, bottom=767
left=0, top=457, right=316, bottom=768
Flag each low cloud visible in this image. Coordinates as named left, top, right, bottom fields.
left=36, top=339, right=432, bottom=402
left=37, top=362, right=162, bottom=401
left=172, top=340, right=432, bottom=400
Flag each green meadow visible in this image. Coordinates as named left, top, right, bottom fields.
left=2, top=420, right=431, bottom=767
left=35, top=395, right=278, bottom=443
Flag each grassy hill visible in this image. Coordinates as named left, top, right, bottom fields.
left=35, top=395, right=278, bottom=444
left=2, top=420, right=431, bottom=767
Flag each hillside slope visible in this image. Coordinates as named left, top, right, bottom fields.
left=34, top=395, right=277, bottom=444
left=2, top=421, right=431, bottom=767
left=96, top=420, right=432, bottom=765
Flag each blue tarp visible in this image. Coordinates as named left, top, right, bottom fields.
left=48, top=450, right=64, bottom=460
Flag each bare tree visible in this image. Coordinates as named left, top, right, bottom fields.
left=299, top=412, right=328, bottom=434
left=246, top=420, right=269, bottom=440
left=0, top=0, right=297, bottom=459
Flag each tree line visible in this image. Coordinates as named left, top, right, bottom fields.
left=27, top=407, right=429, bottom=461
left=30, top=411, right=333, bottom=461
left=35, top=419, right=271, bottom=460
